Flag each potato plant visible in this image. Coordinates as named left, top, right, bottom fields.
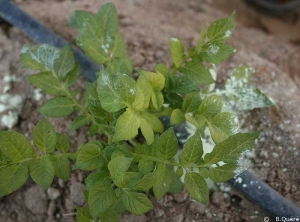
left=0, top=3, right=273, bottom=221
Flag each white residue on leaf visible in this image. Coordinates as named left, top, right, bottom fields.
left=1, top=111, right=18, bottom=129
left=224, top=30, right=231, bottom=38
left=101, top=74, right=109, bottom=85
left=170, top=37, right=179, bottom=42
left=129, top=88, right=135, bottom=94
left=101, top=44, right=110, bottom=54
left=207, top=45, right=219, bottom=55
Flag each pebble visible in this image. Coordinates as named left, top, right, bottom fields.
left=211, top=192, right=224, bottom=205
left=189, top=201, right=206, bottom=214
left=47, top=187, right=61, bottom=200
left=24, top=185, right=48, bottom=214
left=47, top=200, right=56, bottom=217
left=69, top=182, right=85, bottom=206
left=154, top=208, right=164, bottom=218
left=173, top=213, right=184, bottom=222
left=131, top=53, right=145, bottom=67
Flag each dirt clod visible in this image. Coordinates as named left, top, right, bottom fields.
left=24, top=185, right=48, bottom=214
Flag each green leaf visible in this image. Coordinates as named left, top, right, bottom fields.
left=185, top=172, right=208, bottom=204
left=122, top=191, right=153, bottom=215
left=132, top=172, right=156, bottom=192
left=99, top=209, right=120, bottom=222
left=28, top=72, right=62, bottom=95
left=20, top=44, right=60, bottom=72
left=86, top=82, right=98, bottom=100
left=156, top=128, right=178, bottom=160
left=138, top=70, right=165, bottom=110
left=70, top=3, right=125, bottom=64
left=139, top=118, right=153, bottom=145
left=199, top=42, right=234, bottom=64
left=207, top=12, right=235, bottom=43
left=138, top=158, right=154, bottom=175
left=170, top=109, right=185, bottom=125
left=180, top=130, right=203, bottom=166
left=114, top=108, right=140, bottom=141
left=168, top=172, right=184, bottom=194
left=198, top=95, right=222, bottom=118
left=0, top=164, right=28, bottom=197
left=88, top=179, right=115, bottom=219
left=170, top=37, right=184, bottom=67
left=0, top=131, right=35, bottom=162
left=138, top=70, right=165, bottom=91
left=55, top=133, right=70, bottom=153
left=85, top=171, right=109, bottom=192
left=108, top=156, right=133, bottom=182
left=29, top=156, right=54, bottom=189
left=153, top=163, right=172, bottom=200
left=110, top=33, right=128, bottom=60
left=63, top=63, right=81, bottom=87
left=204, top=132, right=260, bottom=166
left=182, top=91, right=202, bottom=113
left=196, top=23, right=207, bottom=53
left=97, top=70, right=137, bottom=112
left=116, top=172, right=142, bottom=188
left=53, top=44, right=75, bottom=79
left=69, top=11, right=109, bottom=64
left=141, top=113, right=164, bottom=133
left=207, top=112, right=239, bottom=144
left=76, top=206, right=93, bottom=222
left=87, top=100, right=109, bottom=120
left=185, top=114, right=206, bottom=133
left=179, top=61, right=214, bottom=85
left=209, top=164, right=238, bottom=182
left=49, top=155, right=70, bottom=181
left=155, top=63, right=169, bottom=76
left=107, top=58, right=132, bottom=77
left=33, top=118, right=57, bottom=153
left=39, top=96, right=74, bottom=118
left=75, top=143, right=104, bottom=171
left=170, top=76, right=198, bottom=94
left=96, top=2, right=119, bottom=43
left=70, top=115, right=90, bottom=133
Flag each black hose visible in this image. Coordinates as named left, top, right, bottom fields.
left=0, top=0, right=98, bottom=81
left=245, top=0, right=300, bottom=15
left=229, top=171, right=300, bottom=218
left=1, top=0, right=300, bottom=218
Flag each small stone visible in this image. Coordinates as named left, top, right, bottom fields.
left=47, top=200, right=56, bottom=217
left=211, top=192, right=224, bottom=205
left=132, top=53, right=145, bottom=67
left=173, top=187, right=189, bottom=203
left=47, top=187, right=61, bottom=200
left=25, top=185, right=48, bottom=214
left=173, top=213, right=184, bottom=222
left=58, top=179, right=65, bottom=188
left=155, top=50, right=165, bottom=59
left=70, top=182, right=85, bottom=206
left=206, top=212, right=213, bottom=219
left=189, top=201, right=206, bottom=214
left=154, top=208, right=164, bottom=218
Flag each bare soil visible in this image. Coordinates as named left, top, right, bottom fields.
left=0, top=0, right=299, bottom=221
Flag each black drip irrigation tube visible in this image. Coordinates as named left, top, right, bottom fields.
left=0, top=0, right=299, bottom=219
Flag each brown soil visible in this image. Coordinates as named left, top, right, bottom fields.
left=0, top=0, right=299, bottom=221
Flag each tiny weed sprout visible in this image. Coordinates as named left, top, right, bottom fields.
left=0, top=3, right=274, bottom=221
